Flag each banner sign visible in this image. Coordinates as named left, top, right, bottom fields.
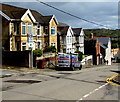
left=28, top=33, right=33, bottom=43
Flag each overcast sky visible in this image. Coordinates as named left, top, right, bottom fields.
left=2, top=1, right=118, bottom=29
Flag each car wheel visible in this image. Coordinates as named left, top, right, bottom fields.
left=72, top=67, right=75, bottom=71
left=79, top=65, right=82, bottom=70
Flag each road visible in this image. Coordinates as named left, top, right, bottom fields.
left=1, top=63, right=120, bottom=101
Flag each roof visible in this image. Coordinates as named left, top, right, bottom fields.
left=42, top=16, right=53, bottom=24
left=58, top=22, right=69, bottom=27
left=72, top=28, right=82, bottom=36
left=57, top=22, right=69, bottom=35
left=1, top=3, right=56, bottom=25
left=100, top=44, right=107, bottom=49
left=58, top=26, right=69, bottom=35
left=30, top=10, right=44, bottom=24
left=93, top=37, right=110, bottom=45
left=1, top=3, right=27, bottom=19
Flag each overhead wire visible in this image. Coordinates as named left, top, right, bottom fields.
left=36, top=0, right=112, bottom=29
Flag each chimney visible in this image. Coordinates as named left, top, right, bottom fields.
left=91, top=33, right=94, bottom=38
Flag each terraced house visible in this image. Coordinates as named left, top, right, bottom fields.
left=1, top=3, right=58, bottom=51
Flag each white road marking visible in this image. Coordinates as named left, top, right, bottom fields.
left=76, top=83, right=109, bottom=101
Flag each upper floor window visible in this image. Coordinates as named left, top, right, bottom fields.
left=51, top=27, right=56, bottom=35
left=67, top=36, right=72, bottom=44
left=22, top=22, right=26, bottom=35
left=33, top=25, right=37, bottom=35
left=14, top=23, right=20, bottom=35
left=45, top=26, right=48, bottom=34
left=37, top=25, right=41, bottom=35
left=79, top=36, right=84, bottom=43
left=28, top=23, right=32, bottom=34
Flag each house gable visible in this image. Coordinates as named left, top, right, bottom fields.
left=49, top=15, right=58, bottom=25
left=21, top=9, right=36, bottom=23
left=50, top=18, right=57, bottom=27
left=22, top=14, right=33, bottom=23
left=67, top=27, right=73, bottom=36
left=80, top=29, right=85, bottom=36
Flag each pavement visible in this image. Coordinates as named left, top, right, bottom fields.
left=2, top=65, right=56, bottom=73
left=1, top=63, right=119, bottom=100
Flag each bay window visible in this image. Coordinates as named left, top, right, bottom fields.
left=28, top=23, right=32, bottom=34
left=22, top=22, right=26, bottom=35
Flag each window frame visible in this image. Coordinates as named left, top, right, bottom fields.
left=51, top=27, right=56, bottom=35
left=22, top=22, right=26, bottom=35
left=28, top=23, right=32, bottom=34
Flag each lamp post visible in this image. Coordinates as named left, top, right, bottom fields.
left=31, top=49, right=33, bottom=69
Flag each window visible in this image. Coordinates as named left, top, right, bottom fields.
left=16, top=42, right=20, bottom=51
left=33, top=25, right=37, bottom=35
left=14, top=23, right=20, bottom=35
left=22, top=42, right=26, bottom=51
left=79, top=36, right=84, bottom=43
left=70, top=36, right=72, bottom=43
left=22, top=22, right=26, bottom=35
left=63, top=49, right=66, bottom=53
left=67, top=36, right=71, bottom=44
left=51, top=27, right=55, bottom=35
left=37, top=25, right=41, bottom=35
left=45, top=42, right=48, bottom=47
left=28, top=23, right=32, bottom=34
left=38, top=42, right=40, bottom=49
left=45, top=26, right=48, bottom=34
left=51, top=43, right=56, bottom=46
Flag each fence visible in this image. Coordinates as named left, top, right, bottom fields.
left=2, top=50, right=32, bottom=68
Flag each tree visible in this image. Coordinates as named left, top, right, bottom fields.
left=75, top=50, right=83, bottom=61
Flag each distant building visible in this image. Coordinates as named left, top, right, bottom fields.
left=93, top=37, right=112, bottom=65
left=84, top=39, right=101, bottom=65
left=111, top=48, right=120, bottom=56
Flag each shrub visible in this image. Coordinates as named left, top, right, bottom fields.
left=75, top=50, right=83, bottom=61
left=43, top=46, right=56, bottom=53
left=33, top=49, right=42, bottom=57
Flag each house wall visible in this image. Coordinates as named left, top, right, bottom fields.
left=66, top=27, right=74, bottom=53
left=74, top=29, right=85, bottom=54
left=49, top=18, right=57, bottom=50
left=40, top=26, right=44, bottom=50
left=21, top=14, right=33, bottom=51
left=2, top=17, right=10, bottom=51
left=105, top=39, right=111, bottom=65
left=84, top=39, right=97, bottom=65
left=7, top=13, right=43, bottom=51
left=79, top=29, right=84, bottom=54
left=61, top=36, right=66, bottom=53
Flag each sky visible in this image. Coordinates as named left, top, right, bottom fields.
left=1, top=1, right=118, bottom=29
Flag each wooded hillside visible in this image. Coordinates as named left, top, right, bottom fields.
left=84, top=29, right=120, bottom=48
left=84, top=29, right=119, bottom=38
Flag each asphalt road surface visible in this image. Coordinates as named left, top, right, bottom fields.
left=1, top=63, right=120, bottom=101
